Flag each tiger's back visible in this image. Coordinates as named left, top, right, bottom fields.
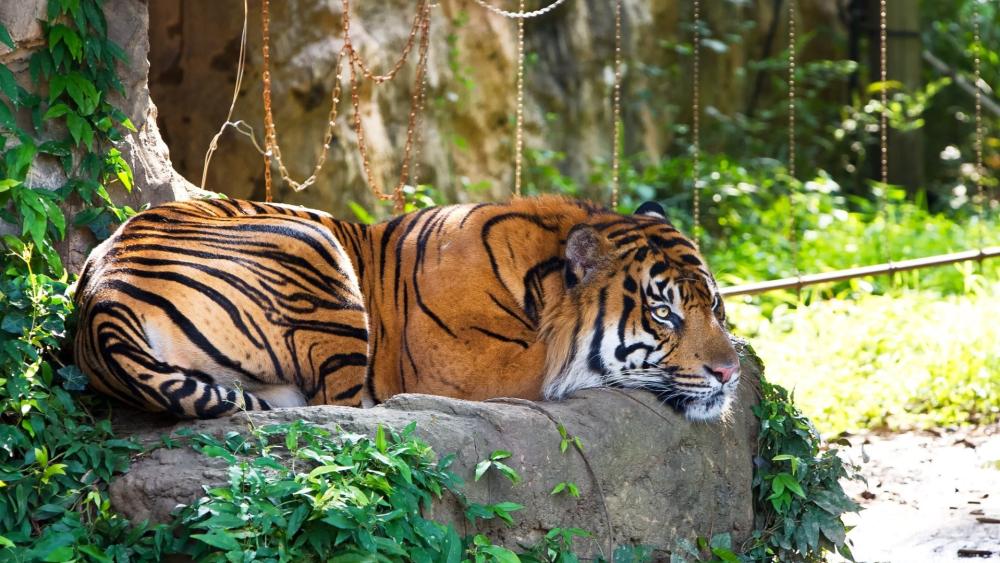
left=74, top=199, right=369, bottom=417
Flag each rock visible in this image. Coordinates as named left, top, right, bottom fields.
left=109, top=342, right=762, bottom=558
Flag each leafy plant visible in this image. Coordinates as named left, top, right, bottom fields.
left=0, top=0, right=148, bottom=559
left=168, top=421, right=475, bottom=561
left=744, top=379, right=861, bottom=561
left=671, top=533, right=741, bottom=563
left=549, top=481, right=580, bottom=498
left=475, top=449, right=523, bottom=485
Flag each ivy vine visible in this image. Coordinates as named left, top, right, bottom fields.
left=0, top=0, right=149, bottom=559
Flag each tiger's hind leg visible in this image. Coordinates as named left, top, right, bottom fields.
left=75, top=300, right=274, bottom=419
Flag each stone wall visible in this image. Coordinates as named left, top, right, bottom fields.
left=110, top=343, right=763, bottom=559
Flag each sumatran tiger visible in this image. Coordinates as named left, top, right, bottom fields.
left=73, top=196, right=740, bottom=420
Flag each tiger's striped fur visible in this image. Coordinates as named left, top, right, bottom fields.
left=74, top=196, right=740, bottom=419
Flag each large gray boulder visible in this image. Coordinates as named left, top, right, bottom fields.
left=110, top=343, right=762, bottom=558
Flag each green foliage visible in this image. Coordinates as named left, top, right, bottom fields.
left=744, top=380, right=861, bottom=562
left=549, top=482, right=580, bottom=498
left=167, top=420, right=474, bottom=561
left=731, top=285, right=1000, bottom=435
left=670, top=533, right=740, bottom=563
left=0, top=0, right=145, bottom=560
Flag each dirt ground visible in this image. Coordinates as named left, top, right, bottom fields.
left=837, top=424, right=1000, bottom=562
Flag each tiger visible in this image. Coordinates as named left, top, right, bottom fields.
left=73, top=195, right=741, bottom=420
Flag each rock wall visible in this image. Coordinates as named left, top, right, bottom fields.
left=147, top=0, right=846, bottom=216
left=0, top=0, right=194, bottom=273
left=110, top=343, right=763, bottom=559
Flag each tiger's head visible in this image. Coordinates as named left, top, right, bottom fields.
left=542, top=201, right=740, bottom=421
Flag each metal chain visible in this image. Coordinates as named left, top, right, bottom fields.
left=345, top=0, right=430, bottom=212
left=257, top=0, right=431, bottom=211
left=787, top=0, right=799, bottom=279
left=879, top=0, right=888, bottom=186
left=611, top=0, right=623, bottom=209
left=691, top=0, right=701, bottom=246
left=514, top=0, right=525, bottom=197
left=261, top=0, right=274, bottom=201
left=472, top=0, right=569, bottom=19
left=393, top=0, right=432, bottom=211
left=346, top=3, right=425, bottom=85
left=973, top=5, right=986, bottom=248
left=877, top=0, right=892, bottom=270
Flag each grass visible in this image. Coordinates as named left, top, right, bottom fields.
left=729, top=280, right=1000, bottom=437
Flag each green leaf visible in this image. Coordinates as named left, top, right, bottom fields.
left=41, top=546, right=75, bottom=562
left=65, top=110, right=93, bottom=148
left=7, top=140, right=36, bottom=178
left=375, top=424, right=387, bottom=453
left=48, top=25, right=83, bottom=62
left=0, top=23, right=14, bottom=49
left=307, top=464, right=352, bottom=479
left=63, top=72, right=100, bottom=115
left=710, top=547, right=740, bottom=563
left=474, top=460, right=490, bottom=482
left=0, top=65, right=18, bottom=105
left=492, top=461, right=521, bottom=485
left=480, top=545, right=520, bottom=563
left=550, top=482, right=566, bottom=495
left=0, top=100, right=13, bottom=127
left=43, top=103, right=70, bottom=119
left=0, top=179, right=19, bottom=192
left=191, top=531, right=241, bottom=551
left=77, top=546, right=112, bottom=563
left=57, top=365, right=87, bottom=391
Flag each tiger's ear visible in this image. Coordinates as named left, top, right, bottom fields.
left=634, top=201, right=666, bottom=219
left=564, top=224, right=613, bottom=288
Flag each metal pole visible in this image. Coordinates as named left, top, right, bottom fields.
left=719, top=246, right=1000, bottom=297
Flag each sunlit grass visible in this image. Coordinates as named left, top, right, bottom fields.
left=729, top=280, right=1000, bottom=436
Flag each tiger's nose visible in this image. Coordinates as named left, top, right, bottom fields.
left=705, top=363, right=739, bottom=384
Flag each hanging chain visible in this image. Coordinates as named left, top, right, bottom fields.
left=393, top=1, right=432, bottom=211
left=787, top=0, right=796, bottom=181
left=787, top=0, right=799, bottom=278
left=256, top=0, right=431, bottom=211
left=973, top=5, right=986, bottom=248
left=345, top=0, right=430, bottom=212
left=691, top=0, right=702, bottom=246
left=261, top=0, right=275, bottom=202
left=611, top=0, right=623, bottom=209
left=879, top=0, right=888, bottom=186
left=514, top=0, right=526, bottom=197
left=472, top=0, right=569, bottom=19
left=472, top=0, right=571, bottom=198
left=347, top=4, right=426, bottom=85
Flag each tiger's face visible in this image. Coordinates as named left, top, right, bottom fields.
left=543, top=201, right=740, bottom=422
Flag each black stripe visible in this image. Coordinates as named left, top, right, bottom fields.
left=471, top=326, right=530, bottom=349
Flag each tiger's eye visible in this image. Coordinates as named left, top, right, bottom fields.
left=654, top=306, right=671, bottom=319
